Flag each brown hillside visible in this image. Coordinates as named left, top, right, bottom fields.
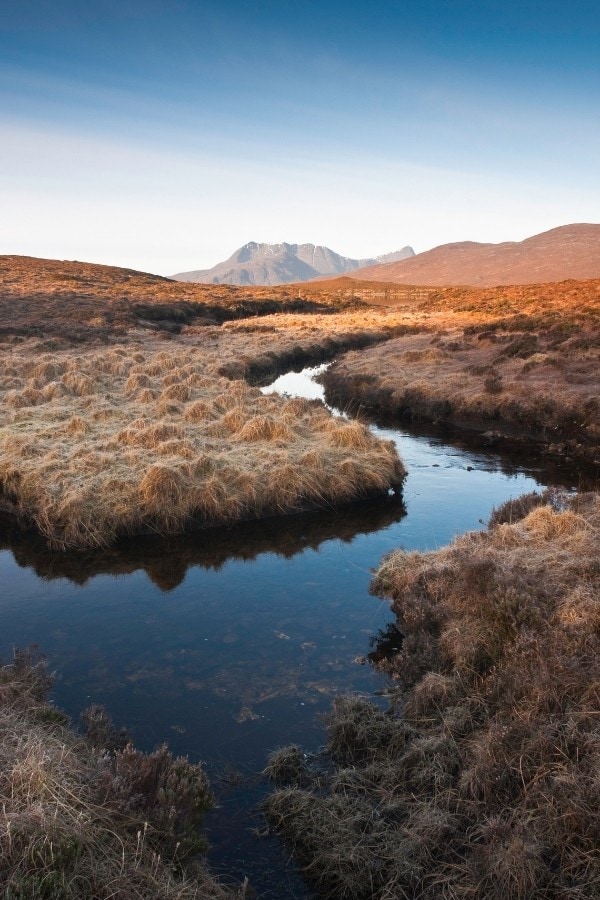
left=349, top=224, right=600, bottom=286
left=0, top=255, right=363, bottom=343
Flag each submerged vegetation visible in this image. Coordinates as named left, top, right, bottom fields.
left=265, top=491, right=600, bottom=898
left=0, top=648, right=237, bottom=899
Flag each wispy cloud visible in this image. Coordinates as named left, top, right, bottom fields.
left=1, top=2, right=598, bottom=271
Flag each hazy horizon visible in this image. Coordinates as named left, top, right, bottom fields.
left=1, top=1, right=599, bottom=275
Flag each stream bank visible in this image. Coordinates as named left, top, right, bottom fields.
left=322, top=328, right=600, bottom=468
left=265, top=490, right=600, bottom=899
left=0, top=364, right=593, bottom=897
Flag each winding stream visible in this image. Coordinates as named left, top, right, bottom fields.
left=0, top=364, right=590, bottom=897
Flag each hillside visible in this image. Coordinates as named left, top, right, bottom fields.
left=0, top=254, right=363, bottom=343
left=350, top=224, right=600, bottom=286
left=172, top=241, right=414, bottom=285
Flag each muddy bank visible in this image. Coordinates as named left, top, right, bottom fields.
left=265, top=490, right=600, bottom=898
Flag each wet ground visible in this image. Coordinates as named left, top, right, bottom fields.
left=0, top=364, right=591, bottom=897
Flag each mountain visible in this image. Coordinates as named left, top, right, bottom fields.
left=345, top=225, right=600, bottom=286
left=172, top=242, right=415, bottom=285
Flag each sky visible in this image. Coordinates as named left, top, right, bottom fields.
left=1, top=0, right=599, bottom=275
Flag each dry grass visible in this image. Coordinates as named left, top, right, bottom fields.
left=321, top=279, right=600, bottom=463
left=304, top=274, right=600, bottom=317
left=0, top=322, right=406, bottom=549
left=0, top=256, right=423, bottom=553
left=0, top=648, right=239, bottom=899
left=0, top=254, right=367, bottom=345
left=265, top=491, right=600, bottom=898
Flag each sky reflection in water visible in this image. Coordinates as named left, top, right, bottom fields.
left=0, top=365, right=586, bottom=896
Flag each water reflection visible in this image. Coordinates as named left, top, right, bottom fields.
left=367, top=622, right=403, bottom=668
left=0, top=494, right=406, bottom=590
left=0, top=363, right=593, bottom=898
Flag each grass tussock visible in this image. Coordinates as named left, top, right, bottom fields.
left=265, top=491, right=600, bottom=898
left=322, top=279, right=600, bottom=463
left=0, top=336, right=406, bottom=549
left=0, top=648, right=238, bottom=899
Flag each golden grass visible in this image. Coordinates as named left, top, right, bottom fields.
left=323, top=299, right=600, bottom=462
left=0, top=324, right=406, bottom=549
left=265, top=490, right=600, bottom=898
left=0, top=649, right=238, bottom=899
left=0, top=253, right=371, bottom=345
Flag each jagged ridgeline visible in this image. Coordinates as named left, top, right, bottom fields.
left=172, top=241, right=415, bottom=285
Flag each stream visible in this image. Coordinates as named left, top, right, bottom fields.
left=0, top=363, right=591, bottom=897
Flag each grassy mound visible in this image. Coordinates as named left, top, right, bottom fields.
left=0, top=340, right=405, bottom=549
left=265, top=491, right=600, bottom=898
left=0, top=648, right=238, bottom=899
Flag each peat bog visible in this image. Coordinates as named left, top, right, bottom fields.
left=1, top=258, right=599, bottom=897
left=1, top=362, right=594, bottom=897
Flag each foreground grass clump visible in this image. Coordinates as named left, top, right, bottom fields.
left=0, top=648, right=237, bottom=899
left=265, top=491, right=600, bottom=898
left=0, top=340, right=405, bottom=548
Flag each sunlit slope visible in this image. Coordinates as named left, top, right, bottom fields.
left=350, top=224, right=600, bottom=286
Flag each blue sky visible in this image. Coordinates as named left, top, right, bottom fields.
left=1, top=1, right=599, bottom=274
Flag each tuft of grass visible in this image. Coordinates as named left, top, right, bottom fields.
left=0, top=339, right=406, bottom=549
left=0, top=648, right=238, bottom=899
left=265, top=491, right=600, bottom=898
left=264, top=745, right=310, bottom=786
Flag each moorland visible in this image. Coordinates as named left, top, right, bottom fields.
left=321, top=277, right=600, bottom=465
left=1, top=253, right=599, bottom=898
left=0, top=256, right=412, bottom=549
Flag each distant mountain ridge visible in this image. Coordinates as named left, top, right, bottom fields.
left=172, top=242, right=415, bottom=285
left=347, top=224, right=600, bottom=286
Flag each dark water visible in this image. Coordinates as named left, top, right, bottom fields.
left=0, top=365, right=591, bottom=897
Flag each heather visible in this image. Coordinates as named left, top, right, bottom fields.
left=265, top=491, right=600, bottom=898
left=0, top=648, right=239, bottom=899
